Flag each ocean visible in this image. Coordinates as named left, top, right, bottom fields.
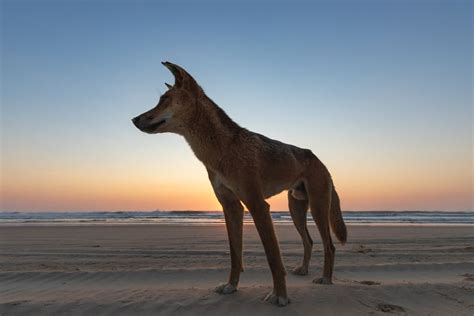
left=0, top=211, right=473, bottom=225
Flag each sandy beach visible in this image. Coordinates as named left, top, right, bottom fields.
left=1, top=223, right=473, bottom=315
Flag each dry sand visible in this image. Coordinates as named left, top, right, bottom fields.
left=1, top=223, right=473, bottom=315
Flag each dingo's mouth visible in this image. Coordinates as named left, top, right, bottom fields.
left=143, top=119, right=167, bottom=133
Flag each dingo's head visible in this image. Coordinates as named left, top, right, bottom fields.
left=132, top=62, right=202, bottom=134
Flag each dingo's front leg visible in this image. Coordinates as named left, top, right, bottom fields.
left=208, top=170, right=244, bottom=294
left=241, top=188, right=289, bottom=306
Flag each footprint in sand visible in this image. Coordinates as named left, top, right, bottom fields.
left=358, top=280, right=381, bottom=285
left=356, top=245, right=372, bottom=254
left=376, top=303, right=406, bottom=313
left=4, top=300, right=31, bottom=307
left=461, top=273, right=474, bottom=282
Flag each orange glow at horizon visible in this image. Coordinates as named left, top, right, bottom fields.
left=2, top=152, right=471, bottom=212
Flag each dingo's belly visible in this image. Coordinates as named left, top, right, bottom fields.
left=262, top=181, right=292, bottom=199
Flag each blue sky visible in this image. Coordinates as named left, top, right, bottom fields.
left=1, top=1, right=472, bottom=211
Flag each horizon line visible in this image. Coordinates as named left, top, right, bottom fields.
left=1, top=210, right=473, bottom=213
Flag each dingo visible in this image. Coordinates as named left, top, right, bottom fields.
left=132, top=62, right=347, bottom=306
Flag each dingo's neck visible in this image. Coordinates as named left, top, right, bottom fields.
left=182, top=96, right=242, bottom=170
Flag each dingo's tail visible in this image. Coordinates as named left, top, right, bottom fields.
left=330, top=187, right=347, bottom=245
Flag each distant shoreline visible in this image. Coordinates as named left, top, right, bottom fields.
left=2, top=210, right=473, bottom=213
left=1, top=210, right=473, bottom=226
left=1, top=222, right=473, bottom=228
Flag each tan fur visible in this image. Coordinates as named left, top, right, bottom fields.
left=132, top=62, right=348, bottom=306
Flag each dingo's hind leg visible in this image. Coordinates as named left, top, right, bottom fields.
left=305, top=164, right=335, bottom=285
left=288, top=191, right=312, bottom=275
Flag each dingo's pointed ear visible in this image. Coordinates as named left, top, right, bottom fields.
left=161, top=61, right=201, bottom=93
left=162, top=61, right=184, bottom=87
left=165, top=83, right=173, bottom=90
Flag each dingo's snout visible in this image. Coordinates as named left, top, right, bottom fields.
left=132, top=111, right=170, bottom=134
left=132, top=116, right=140, bottom=128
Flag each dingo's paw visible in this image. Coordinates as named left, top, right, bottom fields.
left=312, top=277, right=332, bottom=284
left=214, top=283, right=237, bottom=295
left=264, top=290, right=289, bottom=306
left=291, top=265, right=308, bottom=276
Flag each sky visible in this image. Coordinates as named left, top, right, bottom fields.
left=1, top=0, right=472, bottom=212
